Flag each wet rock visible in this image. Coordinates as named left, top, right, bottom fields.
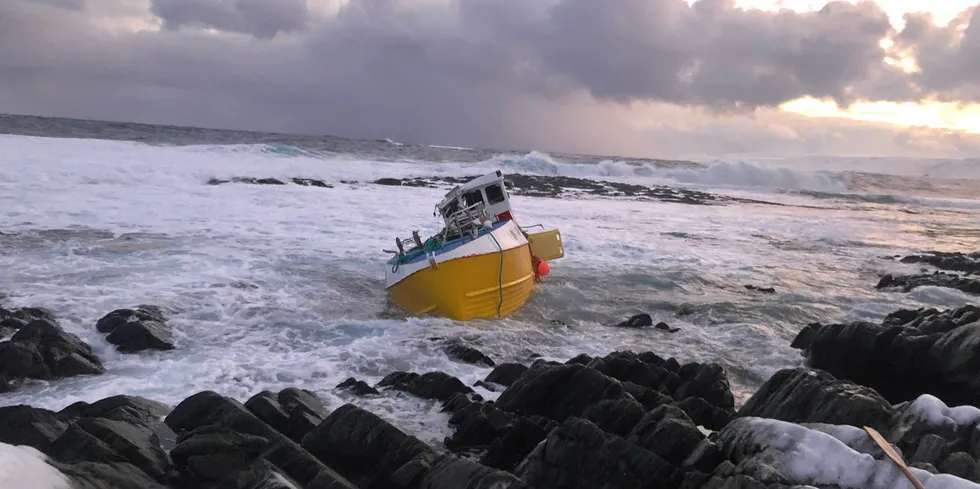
left=675, top=397, right=734, bottom=431
left=627, top=405, right=705, bottom=466
left=478, top=363, right=526, bottom=388
left=48, top=417, right=172, bottom=482
left=744, top=285, right=776, bottom=294
left=582, top=398, right=647, bottom=438
left=1, top=306, right=55, bottom=336
left=515, top=417, right=681, bottom=489
left=897, top=251, right=980, bottom=275
left=56, top=461, right=168, bottom=489
left=166, top=391, right=337, bottom=488
left=877, top=271, right=980, bottom=296
left=656, top=322, right=681, bottom=333
left=792, top=304, right=980, bottom=406
left=0, top=318, right=105, bottom=391
left=672, top=362, right=736, bottom=412
left=494, top=363, right=632, bottom=422
left=442, top=340, right=495, bottom=367
left=737, top=368, right=896, bottom=430
left=245, top=387, right=328, bottom=444
left=169, top=429, right=270, bottom=483
left=336, top=377, right=381, bottom=396
left=95, top=306, right=176, bottom=353
left=0, top=405, right=70, bottom=452
left=378, top=371, right=480, bottom=402
left=615, top=313, right=653, bottom=328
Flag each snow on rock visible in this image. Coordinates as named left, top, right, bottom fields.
left=716, top=417, right=980, bottom=489
left=0, top=443, right=73, bottom=489
left=904, top=394, right=980, bottom=428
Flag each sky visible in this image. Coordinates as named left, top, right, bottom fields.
left=1, top=0, right=980, bottom=159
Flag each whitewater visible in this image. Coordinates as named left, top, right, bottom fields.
left=1, top=127, right=979, bottom=446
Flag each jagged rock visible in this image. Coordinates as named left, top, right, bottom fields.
left=615, top=313, right=653, bottom=328
left=737, top=368, right=895, bottom=430
left=494, top=363, right=632, bottom=422
left=48, top=417, right=172, bottom=483
left=626, top=405, right=705, bottom=466
left=166, top=390, right=337, bottom=488
left=939, top=451, right=980, bottom=482
left=245, top=387, right=327, bottom=444
left=336, top=377, right=381, bottom=396
left=483, top=363, right=528, bottom=387
left=672, top=362, right=736, bottom=412
left=877, top=271, right=980, bottom=296
left=0, top=318, right=105, bottom=391
left=582, top=398, right=647, bottom=437
left=378, top=371, right=480, bottom=402
left=56, top=461, right=168, bottom=489
left=169, top=429, right=270, bottom=483
left=442, top=340, right=495, bottom=367
left=898, top=251, right=980, bottom=275
left=0, top=405, right=70, bottom=452
left=676, top=397, right=733, bottom=431
left=514, top=417, right=681, bottom=489
left=792, top=304, right=980, bottom=406
left=95, top=306, right=176, bottom=353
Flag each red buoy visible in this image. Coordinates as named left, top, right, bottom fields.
left=537, top=260, right=551, bottom=277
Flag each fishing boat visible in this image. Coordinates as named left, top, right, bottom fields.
left=384, top=170, right=564, bottom=321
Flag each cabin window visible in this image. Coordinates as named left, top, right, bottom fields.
left=463, top=190, right=484, bottom=207
left=484, top=184, right=506, bottom=205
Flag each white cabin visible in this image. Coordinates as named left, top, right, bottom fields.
left=435, top=171, right=514, bottom=224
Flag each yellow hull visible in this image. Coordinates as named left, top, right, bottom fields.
left=387, top=243, right=536, bottom=321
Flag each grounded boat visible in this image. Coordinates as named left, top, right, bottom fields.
left=384, top=171, right=564, bottom=321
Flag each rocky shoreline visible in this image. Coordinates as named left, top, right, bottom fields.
left=205, top=173, right=791, bottom=207
left=2, top=296, right=980, bottom=488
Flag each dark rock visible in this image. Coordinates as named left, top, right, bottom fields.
left=494, top=363, right=631, bottom=422
left=57, top=395, right=171, bottom=427
left=615, top=313, right=653, bottom=328
left=514, top=417, right=680, bottom=489
left=96, top=306, right=176, bottom=353
left=480, top=416, right=556, bottom=473
left=626, top=405, right=705, bottom=466
left=737, top=368, right=895, bottom=430
left=48, top=417, right=172, bottom=483
left=565, top=353, right=592, bottom=365
left=910, top=433, right=948, bottom=466
left=897, top=251, right=980, bottom=275
left=169, top=429, right=270, bottom=483
left=483, top=363, right=528, bottom=387
left=672, top=362, right=736, bottom=412
left=877, top=271, right=980, bottom=296
left=56, top=461, right=168, bottom=489
left=744, top=285, right=776, bottom=294
left=0, top=318, right=104, bottom=391
left=166, top=391, right=333, bottom=488
left=582, top=398, right=647, bottom=437
left=794, top=304, right=980, bottom=406
left=789, top=323, right=820, bottom=350
left=292, top=178, right=333, bottom=188
left=655, top=322, right=681, bottom=333
left=245, top=387, right=327, bottom=444
left=0, top=405, right=70, bottom=452
left=443, top=340, right=495, bottom=367
left=336, top=377, right=381, bottom=396
left=939, top=452, right=980, bottom=482
left=378, top=371, right=479, bottom=402
left=676, top=397, right=734, bottom=431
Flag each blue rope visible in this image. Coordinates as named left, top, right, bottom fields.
left=489, top=232, right=504, bottom=317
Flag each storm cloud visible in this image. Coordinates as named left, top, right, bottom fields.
left=0, top=0, right=978, bottom=157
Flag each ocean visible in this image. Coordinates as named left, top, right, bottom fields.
left=1, top=113, right=978, bottom=446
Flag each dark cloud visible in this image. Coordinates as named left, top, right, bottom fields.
left=150, top=0, right=309, bottom=38
left=0, top=0, right=978, bottom=158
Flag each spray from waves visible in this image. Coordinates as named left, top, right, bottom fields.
left=662, top=161, right=850, bottom=193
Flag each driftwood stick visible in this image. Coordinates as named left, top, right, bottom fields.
left=864, top=426, right=927, bottom=489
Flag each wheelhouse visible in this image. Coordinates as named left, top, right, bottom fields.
left=435, top=170, right=514, bottom=224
